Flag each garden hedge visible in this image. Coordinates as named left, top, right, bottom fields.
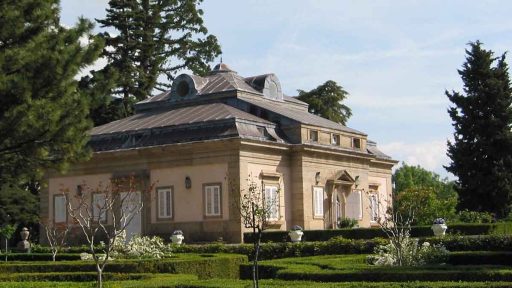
left=0, top=254, right=246, bottom=279
left=0, top=272, right=149, bottom=282
left=0, top=253, right=80, bottom=261
left=447, top=251, right=512, bottom=266
left=244, top=222, right=512, bottom=243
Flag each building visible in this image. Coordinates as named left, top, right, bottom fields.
left=41, top=63, right=397, bottom=243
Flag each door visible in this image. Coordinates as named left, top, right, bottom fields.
left=120, top=191, right=142, bottom=241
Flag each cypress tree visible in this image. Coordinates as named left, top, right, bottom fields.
left=446, top=41, right=512, bottom=218
left=0, top=0, right=103, bottom=184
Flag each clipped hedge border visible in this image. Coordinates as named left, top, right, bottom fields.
left=447, top=251, right=512, bottom=266
left=244, top=223, right=510, bottom=243
left=0, top=254, right=246, bottom=279
left=426, top=235, right=512, bottom=252
left=175, top=238, right=388, bottom=260
left=0, top=253, right=80, bottom=261
left=0, top=272, right=149, bottom=282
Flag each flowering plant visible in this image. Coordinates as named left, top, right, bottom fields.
left=433, top=218, right=446, bottom=225
left=290, top=225, right=303, bottom=231
left=367, top=237, right=448, bottom=266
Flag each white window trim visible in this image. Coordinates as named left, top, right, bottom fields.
left=204, top=184, right=221, bottom=217
left=157, top=187, right=173, bottom=219
left=54, top=195, right=67, bottom=223
left=264, top=185, right=279, bottom=221
left=313, top=186, right=324, bottom=218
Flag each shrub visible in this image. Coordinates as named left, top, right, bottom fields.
left=426, top=235, right=512, bottom=251
left=338, top=217, right=358, bottom=228
left=457, top=209, right=495, bottom=223
left=367, top=238, right=448, bottom=266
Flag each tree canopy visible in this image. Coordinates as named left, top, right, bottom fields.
left=86, top=0, right=221, bottom=126
left=446, top=41, right=512, bottom=218
left=393, top=163, right=457, bottom=224
left=0, top=0, right=102, bottom=184
left=297, top=80, right=352, bottom=125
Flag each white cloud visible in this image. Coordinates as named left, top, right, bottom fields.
left=379, top=139, right=454, bottom=179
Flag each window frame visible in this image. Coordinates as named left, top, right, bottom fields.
left=53, top=194, right=67, bottom=224
left=331, top=134, right=340, bottom=146
left=203, top=183, right=222, bottom=218
left=91, top=192, right=108, bottom=223
left=309, top=130, right=319, bottom=142
left=352, top=138, right=361, bottom=149
left=369, top=193, right=379, bottom=223
left=312, top=186, right=324, bottom=218
left=156, top=186, right=174, bottom=221
left=264, top=184, right=280, bottom=221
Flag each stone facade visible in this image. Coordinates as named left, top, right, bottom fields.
left=41, top=63, right=396, bottom=243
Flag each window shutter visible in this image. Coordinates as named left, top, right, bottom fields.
left=54, top=195, right=66, bottom=223
left=345, top=190, right=362, bottom=220
left=213, top=186, right=220, bottom=215
left=314, top=187, right=324, bottom=217
left=166, top=189, right=172, bottom=218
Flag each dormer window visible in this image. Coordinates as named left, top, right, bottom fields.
left=176, top=81, right=190, bottom=97
left=310, top=130, right=319, bottom=142
left=331, top=134, right=340, bottom=146
left=353, top=138, right=361, bottom=149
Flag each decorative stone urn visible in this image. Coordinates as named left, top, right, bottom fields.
left=17, top=227, right=31, bottom=252
left=288, top=225, right=304, bottom=243
left=431, top=218, right=448, bottom=236
left=171, top=230, right=184, bottom=245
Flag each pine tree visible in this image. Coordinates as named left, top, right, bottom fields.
left=0, top=0, right=103, bottom=185
left=446, top=41, right=512, bottom=218
left=297, top=80, right=352, bottom=125
left=95, top=0, right=221, bottom=103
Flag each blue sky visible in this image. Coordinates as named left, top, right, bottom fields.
left=60, top=0, right=512, bottom=179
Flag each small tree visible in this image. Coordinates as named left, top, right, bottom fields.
left=64, top=176, right=152, bottom=288
left=368, top=192, right=415, bottom=266
left=0, top=224, right=17, bottom=262
left=237, top=176, right=279, bottom=288
left=41, top=219, right=69, bottom=261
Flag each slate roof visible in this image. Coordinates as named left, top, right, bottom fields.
left=367, top=140, right=392, bottom=160
left=91, top=103, right=272, bottom=136
left=238, top=96, right=367, bottom=136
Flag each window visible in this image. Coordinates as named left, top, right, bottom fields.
left=92, top=193, right=107, bottom=222
left=352, top=138, right=361, bottom=149
left=313, top=187, right=324, bottom=217
left=204, top=184, right=221, bottom=217
left=345, top=190, right=362, bottom=220
left=157, top=187, right=173, bottom=219
left=369, top=193, right=379, bottom=222
left=264, top=185, right=279, bottom=220
left=331, top=134, right=340, bottom=146
left=54, top=195, right=67, bottom=223
left=309, top=130, right=318, bottom=142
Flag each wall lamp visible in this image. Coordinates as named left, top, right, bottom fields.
left=315, top=172, right=321, bottom=185
left=354, top=176, right=360, bottom=188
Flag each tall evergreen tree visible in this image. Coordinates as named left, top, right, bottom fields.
left=0, top=0, right=103, bottom=213
left=446, top=41, right=512, bottom=218
left=297, top=80, right=352, bottom=125
left=93, top=0, right=221, bottom=116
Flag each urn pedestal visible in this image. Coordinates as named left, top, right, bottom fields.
left=171, top=234, right=184, bottom=245
left=288, top=230, right=303, bottom=242
left=431, top=224, right=448, bottom=236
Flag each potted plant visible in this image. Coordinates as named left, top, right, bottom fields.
left=431, top=218, right=448, bottom=236
left=288, top=225, right=303, bottom=242
left=171, top=230, right=184, bottom=245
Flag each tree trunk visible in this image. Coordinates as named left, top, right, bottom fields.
left=254, top=229, right=262, bottom=288
left=4, top=239, right=7, bottom=262
left=96, top=265, right=103, bottom=288
left=52, top=251, right=56, bottom=262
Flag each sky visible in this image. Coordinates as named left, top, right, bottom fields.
left=60, top=0, right=512, bottom=179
